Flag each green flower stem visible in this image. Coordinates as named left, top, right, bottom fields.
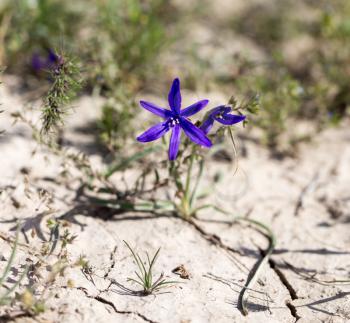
left=185, top=154, right=194, bottom=199
left=182, top=151, right=195, bottom=218
left=189, top=158, right=204, bottom=207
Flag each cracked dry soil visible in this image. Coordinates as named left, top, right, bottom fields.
left=0, top=77, right=350, bottom=323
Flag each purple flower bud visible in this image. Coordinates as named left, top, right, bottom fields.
left=200, top=105, right=246, bottom=134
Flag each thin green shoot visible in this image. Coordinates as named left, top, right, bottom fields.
left=0, top=224, right=28, bottom=305
left=124, top=241, right=178, bottom=295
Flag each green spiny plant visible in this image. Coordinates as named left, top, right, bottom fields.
left=40, top=52, right=82, bottom=138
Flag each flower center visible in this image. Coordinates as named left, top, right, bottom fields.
left=167, top=117, right=180, bottom=128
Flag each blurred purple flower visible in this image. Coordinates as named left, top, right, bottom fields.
left=200, top=105, right=246, bottom=134
left=31, top=49, right=59, bottom=73
left=137, top=78, right=212, bottom=160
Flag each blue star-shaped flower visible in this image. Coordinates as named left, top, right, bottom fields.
left=137, top=78, right=212, bottom=160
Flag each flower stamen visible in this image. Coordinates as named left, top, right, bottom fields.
left=167, top=117, right=180, bottom=128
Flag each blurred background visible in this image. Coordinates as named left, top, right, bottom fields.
left=0, top=0, right=349, bottom=155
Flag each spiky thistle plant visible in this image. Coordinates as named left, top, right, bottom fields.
left=124, top=241, right=178, bottom=295
left=40, top=52, right=82, bottom=138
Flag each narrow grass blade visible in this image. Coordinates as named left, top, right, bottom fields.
left=134, top=271, right=144, bottom=284
left=136, top=254, right=147, bottom=278
left=148, top=248, right=160, bottom=274
left=0, top=225, right=20, bottom=287
left=127, top=277, right=144, bottom=287
left=0, top=266, right=28, bottom=305
left=146, top=252, right=151, bottom=268
left=123, top=241, right=144, bottom=274
left=152, top=279, right=180, bottom=292
left=191, top=204, right=230, bottom=215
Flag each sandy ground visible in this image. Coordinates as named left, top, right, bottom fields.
left=0, top=2, right=349, bottom=323
left=0, top=74, right=350, bottom=323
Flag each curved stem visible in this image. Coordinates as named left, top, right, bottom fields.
left=235, top=217, right=276, bottom=316
left=180, top=149, right=195, bottom=218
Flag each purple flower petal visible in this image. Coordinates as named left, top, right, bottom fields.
left=137, top=121, right=169, bottom=142
left=140, top=100, right=173, bottom=118
left=201, top=105, right=246, bottom=134
left=180, top=99, right=209, bottom=117
left=169, top=124, right=181, bottom=160
left=31, top=53, right=44, bottom=72
left=168, top=78, right=181, bottom=114
left=47, top=49, right=59, bottom=64
left=214, top=114, right=246, bottom=125
left=200, top=117, right=215, bottom=134
left=180, top=117, right=212, bottom=148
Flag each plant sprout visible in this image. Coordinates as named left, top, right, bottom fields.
left=124, top=241, right=178, bottom=295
